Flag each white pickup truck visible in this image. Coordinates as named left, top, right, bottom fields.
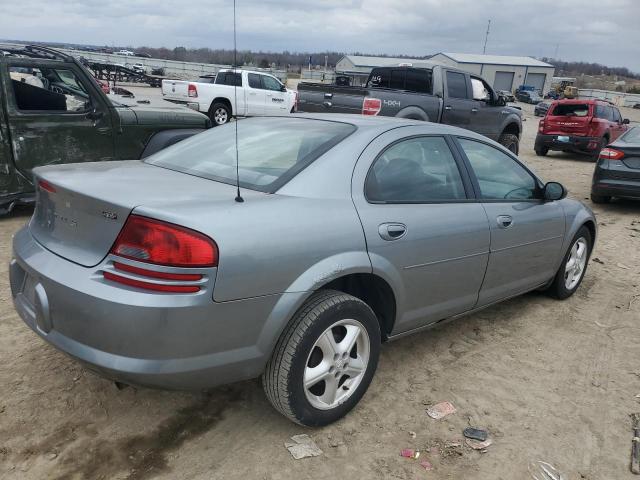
left=161, top=69, right=297, bottom=126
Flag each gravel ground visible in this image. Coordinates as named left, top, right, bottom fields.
left=1, top=96, right=639, bottom=480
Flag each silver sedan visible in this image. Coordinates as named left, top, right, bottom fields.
left=10, top=114, right=596, bottom=426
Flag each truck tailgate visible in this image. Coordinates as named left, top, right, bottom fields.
left=297, top=83, right=367, bottom=114
left=161, top=79, right=191, bottom=100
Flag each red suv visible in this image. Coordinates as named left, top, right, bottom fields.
left=535, top=99, right=630, bottom=159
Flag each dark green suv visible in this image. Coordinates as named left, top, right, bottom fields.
left=0, top=45, right=210, bottom=214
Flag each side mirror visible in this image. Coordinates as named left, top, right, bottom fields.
left=280, top=85, right=287, bottom=92
left=623, top=118, right=630, bottom=124
left=543, top=181, right=566, bottom=201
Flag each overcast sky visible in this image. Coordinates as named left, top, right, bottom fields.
left=2, top=0, right=639, bottom=71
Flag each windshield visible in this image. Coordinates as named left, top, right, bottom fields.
left=145, top=117, right=356, bottom=193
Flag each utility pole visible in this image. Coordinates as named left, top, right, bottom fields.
left=482, top=19, right=491, bottom=54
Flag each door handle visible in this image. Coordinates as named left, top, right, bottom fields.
left=497, top=215, right=513, bottom=229
left=444, top=105, right=452, bottom=111
left=324, top=93, right=333, bottom=99
left=471, top=108, right=478, bottom=113
left=378, top=223, right=407, bottom=241
left=323, top=101, right=332, bottom=108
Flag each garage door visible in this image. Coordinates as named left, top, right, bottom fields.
left=494, top=71, right=515, bottom=92
left=525, top=73, right=546, bottom=93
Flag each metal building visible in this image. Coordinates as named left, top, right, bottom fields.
left=429, top=52, right=555, bottom=94
left=335, top=55, right=427, bottom=86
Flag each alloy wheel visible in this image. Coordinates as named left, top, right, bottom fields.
left=564, top=237, right=587, bottom=290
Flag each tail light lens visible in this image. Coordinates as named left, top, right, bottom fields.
left=188, top=83, right=198, bottom=97
left=38, top=180, right=56, bottom=193
left=599, top=148, right=625, bottom=160
left=538, top=120, right=545, bottom=133
left=362, top=97, right=382, bottom=116
left=103, top=272, right=200, bottom=293
left=110, top=215, right=218, bottom=267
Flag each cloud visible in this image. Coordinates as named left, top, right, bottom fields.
left=1, top=0, right=639, bottom=71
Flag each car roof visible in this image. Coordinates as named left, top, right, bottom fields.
left=281, top=113, right=498, bottom=141
left=552, top=98, right=612, bottom=105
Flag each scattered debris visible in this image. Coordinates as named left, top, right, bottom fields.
left=592, top=257, right=604, bottom=264
left=427, top=402, right=457, bottom=420
left=529, top=461, right=566, bottom=480
left=400, top=448, right=420, bottom=459
left=408, top=431, right=416, bottom=439
left=631, top=413, right=640, bottom=474
left=284, top=434, right=323, bottom=459
left=618, top=263, right=630, bottom=270
left=465, top=438, right=493, bottom=450
left=463, top=427, right=488, bottom=441
left=419, top=459, right=433, bottom=471
left=46, top=453, right=57, bottom=460
left=629, top=294, right=640, bottom=311
left=595, top=321, right=608, bottom=328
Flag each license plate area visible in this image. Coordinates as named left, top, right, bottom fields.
left=557, top=136, right=570, bottom=143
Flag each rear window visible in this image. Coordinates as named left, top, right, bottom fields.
left=551, top=103, right=590, bottom=117
left=145, top=118, right=356, bottom=193
left=367, top=68, right=432, bottom=94
left=621, top=127, right=640, bottom=143
left=215, top=72, right=242, bottom=86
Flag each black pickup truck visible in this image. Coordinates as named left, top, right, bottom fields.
left=297, top=62, right=523, bottom=153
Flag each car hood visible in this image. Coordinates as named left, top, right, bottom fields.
left=115, top=104, right=209, bottom=127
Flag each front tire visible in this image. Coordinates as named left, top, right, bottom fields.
left=263, top=290, right=381, bottom=426
left=498, top=133, right=520, bottom=154
left=547, top=226, right=592, bottom=300
left=209, top=102, right=231, bottom=126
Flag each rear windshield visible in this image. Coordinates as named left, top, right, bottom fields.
left=621, top=127, right=640, bottom=143
left=367, top=68, right=433, bottom=94
left=145, top=117, right=356, bottom=193
left=551, top=103, right=590, bottom=117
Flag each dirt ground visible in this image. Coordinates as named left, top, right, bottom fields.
left=1, top=94, right=640, bottom=480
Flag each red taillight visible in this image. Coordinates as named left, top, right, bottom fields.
left=538, top=119, right=545, bottom=133
left=188, top=83, right=198, bottom=97
left=110, top=215, right=218, bottom=267
left=599, top=148, right=624, bottom=160
left=103, top=271, right=200, bottom=293
left=38, top=180, right=56, bottom=193
left=362, top=97, right=381, bottom=116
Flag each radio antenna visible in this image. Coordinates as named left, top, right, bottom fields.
left=233, top=0, right=244, bottom=203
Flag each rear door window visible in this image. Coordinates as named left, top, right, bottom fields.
left=366, top=136, right=467, bottom=202
left=446, top=72, right=468, bottom=99
left=611, top=107, right=622, bottom=123
left=248, top=73, right=262, bottom=89
left=215, top=72, right=242, bottom=86
left=551, top=103, right=590, bottom=117
left=405, top=69, right=432, bottom=94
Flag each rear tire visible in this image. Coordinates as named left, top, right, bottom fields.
left=535, top=147, right=549, bottom=156
left=498, top=133, right=520, bottom=154
left=263, top=290, right=381, bottom=426
left=209, top=102, right=230, bottom=126
left=547, top=226, right=592, bottom=300
left=590, top=192, right=611, bottom=204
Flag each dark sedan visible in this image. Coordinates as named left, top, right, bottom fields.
left=497, top=90, right=515, bottom=102
left=534, top=101, right=551, bottom=116
left=591, top=126, right=640, bottom=203
left=516, top=90, right=543, bottom=104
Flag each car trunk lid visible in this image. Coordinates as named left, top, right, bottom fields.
left=30, top=161, right=252, bottom=267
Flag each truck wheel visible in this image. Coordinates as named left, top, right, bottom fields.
left=263, top=290, right=381, bottom=426
left=590, top=192, right=611, bottom=204
left=535, top=147, right=549, bottom=156
left=209, top=102, right=230, bottom=126
left=498, top=134, right=519, bottom=154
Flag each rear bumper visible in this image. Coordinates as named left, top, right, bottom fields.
left=592, top=170, right=640, bottom=199
left=10, top=227, right=301, bottom=390
left=535, top=134, right=600, bottom=153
